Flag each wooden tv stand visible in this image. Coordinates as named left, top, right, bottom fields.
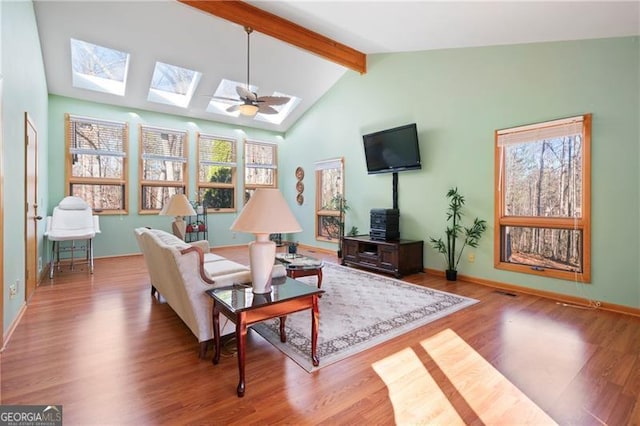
left=341, top=235, right=423, bottom=278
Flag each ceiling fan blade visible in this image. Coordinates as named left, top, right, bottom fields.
left=226, top=104, right=240, bottom=113
left=236, top=86, right=257, bottom=102
left=257, top=96, right=290, bottom=106
left=211, top=96, right=240, bottom=104
left=257, top=105, right=279, bottom=115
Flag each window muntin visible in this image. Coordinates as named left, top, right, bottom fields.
left=197, top=133, right=236, bottom=211
left=243, top=140, right=277, bottom=203
left=315, top=158, right=344, bottom=242
left=139, top=125, right=188, bottom=212
left=495, top=114, right=591, bottom=281
left=65, top=114, right=128, bottom=213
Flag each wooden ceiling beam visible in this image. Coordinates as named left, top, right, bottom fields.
left=179, top=0, right=366, bottom=74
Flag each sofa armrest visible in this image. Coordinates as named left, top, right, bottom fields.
left=188, top=239, right=210, bottom=253
left=179, top=246, right=215, bottom=285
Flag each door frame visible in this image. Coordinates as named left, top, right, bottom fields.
left=25, top=112, right=39, bottom=302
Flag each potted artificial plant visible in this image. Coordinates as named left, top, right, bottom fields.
left=430, top=187, right=487, bottom=281
left=333, top=195, right=350, bottom=258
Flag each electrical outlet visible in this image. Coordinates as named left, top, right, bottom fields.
left=468, top=253, right=475, bottom=263
left=232, top=232, right=236, bottom=239
left=9, top=281, right=18, bottom=299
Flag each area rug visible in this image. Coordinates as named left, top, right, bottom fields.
left=252, top=262, right=478, bottom=372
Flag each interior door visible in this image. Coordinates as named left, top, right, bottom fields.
left=25, top=112, right=39, bottom=302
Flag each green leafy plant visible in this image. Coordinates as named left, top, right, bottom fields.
left=430, top=187, right=487, bottom=274
left=347, top=226, right=359, bottom=237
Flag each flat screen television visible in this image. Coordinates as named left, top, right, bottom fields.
left=362, top=123, right=421, bottom=174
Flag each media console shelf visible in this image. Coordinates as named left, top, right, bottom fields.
left=341, top=235, right=423, bottom=278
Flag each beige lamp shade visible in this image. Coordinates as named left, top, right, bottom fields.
left=159, top=193, right=196, bottom=240
left=230, top=188, right=301, bottom=234
left=159, top=193, right=196, bottom=217
left=231, top=188, right=301, bottom=294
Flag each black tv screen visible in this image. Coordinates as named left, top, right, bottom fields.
left=362, top=123, right=422, bottom=174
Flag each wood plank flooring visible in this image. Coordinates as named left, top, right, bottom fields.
left=2, top=246, right=639, bottom=425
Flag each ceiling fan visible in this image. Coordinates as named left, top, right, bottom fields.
left=214, top=27, right=290, bottom=116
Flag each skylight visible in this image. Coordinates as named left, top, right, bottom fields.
left=253, top=91, right=301, bottom=125
left=207, top=79, right=300, bottom=124
left=206, top=79, right=257, bottom=117
left=147, top=62, right=202, bottom=108
left=70, top=38, right=130, bottom=96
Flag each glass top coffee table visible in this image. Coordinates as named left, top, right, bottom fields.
left=275, top=253, right=324, bottom=289
left=206, top=276, right=323, bottom=397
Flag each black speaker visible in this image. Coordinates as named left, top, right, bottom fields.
left=370, top=209, right=400, bottom=241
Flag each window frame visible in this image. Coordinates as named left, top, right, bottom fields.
left=243, top=139, right=278, bottom=204
left=196, top=132, right=237, bottom=213
left=138, top=124, right=189, bottom=214
left=494, top=114, right=592, bottom=282
left=315, top=157, right=345, bottom=242
left=65, top=113, right=129, bottom=215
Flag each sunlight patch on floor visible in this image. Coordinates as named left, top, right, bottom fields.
left=420, top=328, right=557, bottom=424
left=372, top=347, right=466, bottom=425
left=372, top=329, right=558, bottom=424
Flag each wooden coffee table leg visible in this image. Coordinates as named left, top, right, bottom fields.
left=317, top=268, right=323, bottom=289
left=212, top=303, right=221, bottom=365
left=311, top=295, right=320, bottom=367
left=236, top=313, right=247, bottom=397
left=279, top=316, right=287, bottom=342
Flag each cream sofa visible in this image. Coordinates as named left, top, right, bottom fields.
left=134, top=227, right=285, bottom=358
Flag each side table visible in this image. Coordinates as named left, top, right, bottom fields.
left=206, top=277, right=323, bottom=397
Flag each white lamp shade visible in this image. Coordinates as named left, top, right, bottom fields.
left=230, top=188, right=301, bottom=234
left=159, top=194, right=196, bottom=217
left=239, top=103, right=259, bottom=116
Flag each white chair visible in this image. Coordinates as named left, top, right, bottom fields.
left=44, top=196, right=101, bottom=278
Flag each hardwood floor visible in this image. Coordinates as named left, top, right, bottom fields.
left=2, top=245, right=639, bottom=425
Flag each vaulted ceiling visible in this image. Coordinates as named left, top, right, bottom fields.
left=33, top=1, right=639, bottom=133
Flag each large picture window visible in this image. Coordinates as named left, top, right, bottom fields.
left=495, top=114, right=591, bottom=281
left=243, top=140, right=277, bottom=203
left=139, top=125, right=188, bottom=212
left=65, top=114, right=128, bottom=213
left=315, top=158, right=344, bottom=242
left=197, top=133, right=236, bottom=212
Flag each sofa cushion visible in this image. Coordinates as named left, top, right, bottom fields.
left=203, top=260, right=249, bottom=278
left=204, top=253, right=226, bottom=263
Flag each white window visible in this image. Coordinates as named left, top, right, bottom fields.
left=139, top=125, right=188, bottom=212
left=197, top=133, right=236, bottom=212
left=65, top=114, right=128, bottom=213
left=243, top=140, right=277, bottom=203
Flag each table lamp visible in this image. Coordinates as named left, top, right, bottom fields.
left=230, top=188, right=302, bottom=294
left=159, top=193, right=196, bottom=240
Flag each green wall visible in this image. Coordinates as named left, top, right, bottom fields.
left=47, top=95, right=285, bottom=257
left=282, top=37, right=640, bottom=309
left=2, top=0, right=49, bottom=334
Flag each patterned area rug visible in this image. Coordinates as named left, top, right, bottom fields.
left=252, top=262, right=478, bottom=372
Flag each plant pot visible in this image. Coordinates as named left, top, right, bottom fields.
left=445, top=269, right=457, bottom=281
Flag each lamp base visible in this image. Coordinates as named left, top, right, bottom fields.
left=172, top=216, right=187, bottom=240
left=248, top=234, right=276, bottom=294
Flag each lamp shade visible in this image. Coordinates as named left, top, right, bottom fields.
left=159, top=194, right=196, bottom=217
left=231, top=188, right=301, bottom=234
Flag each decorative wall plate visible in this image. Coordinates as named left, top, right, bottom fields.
left=296, top=181, right=304, bottom=193
left=296, top=193, right=304, bottom=205
left=295, top=166, right=304, bottom=180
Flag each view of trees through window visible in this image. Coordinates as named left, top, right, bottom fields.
left=244, top=141, right=277, bottom=203
left=198, top=134, right=236, bottom=211
left=315, top=159, right=344, bottom=241
left=66, top=114, right=127, bottom=212
left=496, top=114, right=591, bottom=281
left=140, top=126, right=187, bottom=211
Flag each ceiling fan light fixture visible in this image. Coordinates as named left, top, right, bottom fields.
left=239, top=103, right=259, bottom=116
